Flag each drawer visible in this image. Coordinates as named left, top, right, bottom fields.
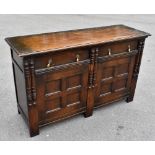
left=98, top=40, right=138, bottom=57
left=34, top=48, right=89, bottom=69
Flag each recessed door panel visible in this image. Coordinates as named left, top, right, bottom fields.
left=95, top=55, right=136, bottom=107
left=36, top=62, right=89, bottom=124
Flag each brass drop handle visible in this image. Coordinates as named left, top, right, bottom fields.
left=128, top=45, right=131, bottom=52
left=108, top=48, right=112, bottom=56
left=76, top=54, right=80, bottom=62
left=47, top=58, right=53, bottom=68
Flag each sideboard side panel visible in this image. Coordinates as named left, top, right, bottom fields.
left=11, top=49, right=28, bottom=119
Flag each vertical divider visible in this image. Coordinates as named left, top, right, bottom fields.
left=84, top=47, right=98, bottom=117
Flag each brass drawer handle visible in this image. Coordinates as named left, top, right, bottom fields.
left=76, top=54, right=80, bottom=62
left=47, top=58, right=53, bottom=68
left=128, top=45, right=131, bottom=52
left=108, top=48, right=112, bottom=56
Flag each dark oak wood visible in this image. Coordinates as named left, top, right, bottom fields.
left=5, top=25, right=150, bottom=57
left=5, top=25, right=150, bottom=137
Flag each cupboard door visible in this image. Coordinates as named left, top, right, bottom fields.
left=35, top=61, right=89, bottom=125
left=95, top=53, right=137, bottom=107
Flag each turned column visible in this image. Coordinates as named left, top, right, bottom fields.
left=85, top=48, right=98, bottom=117
left=24, top=58, right=39, bottom=137
left=126, top=39, right=145, bottom=102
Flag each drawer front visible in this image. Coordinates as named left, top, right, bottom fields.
left=34, top=48, right=89, bottom=69
left=35, top=61, right=89, bottom=124
left=98, top=40, right=138, bottom=57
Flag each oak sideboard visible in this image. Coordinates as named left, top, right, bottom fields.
left=5, top=25, right=151, bottom=137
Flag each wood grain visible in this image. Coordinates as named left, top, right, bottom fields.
left=5, top=25, right=150, bottom=57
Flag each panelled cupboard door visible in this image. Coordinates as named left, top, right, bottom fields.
left=95, top=52, right=137, bottom=107
left=35, top=61, right=89, bottom=125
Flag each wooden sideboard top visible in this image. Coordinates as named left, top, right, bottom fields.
left=5, top=24, right=151, bottom=57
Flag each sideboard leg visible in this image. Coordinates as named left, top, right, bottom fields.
left=84, top=88, right=94, bottom=117
left=17, top=107, right=21, bottom=114
left=126, top=96, right=134, bottom=103
left=29, top=127, right=39, bottom=137
left=126, top=78, right=137, bottom=103
left=28, top=106, right=39, bottom=137
left=84, top=112, right=92, bottom=118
